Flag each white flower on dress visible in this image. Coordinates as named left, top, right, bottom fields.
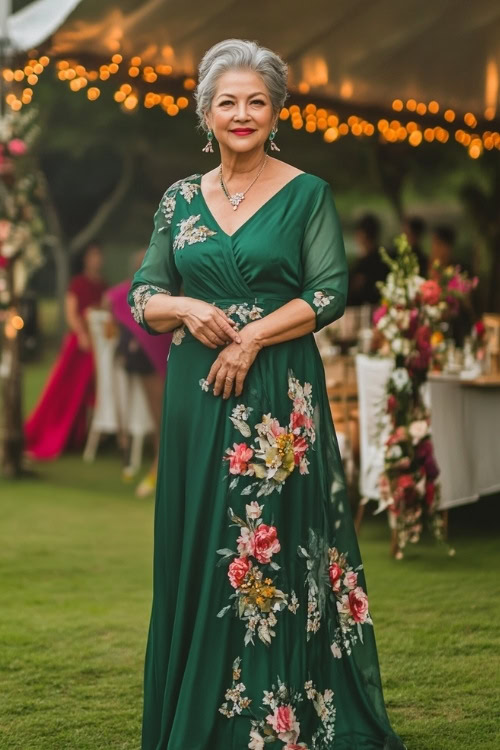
left=173, top=214, right=217, bottom=251
left=172, top=325, right=186, bottom=345
left=130, top=283, right=171, bottom=326
left=158, top=174, right=201, bottom=230
left=313, top=290, right=334, bottom=310
left=199, top=378, right=210, bottom=392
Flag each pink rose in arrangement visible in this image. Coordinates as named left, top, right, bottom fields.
left=387, top=394, right=397, bottom=413
left=253, top=524, right=281, bottom=564
left=387, top=426, right=407, bottom=446
left=228, top=556, right=251, bottom=588
left=408, top=308, right=419, bottom=337
left=7, top=138, right=27, bottom=157
left=292, top=435, right=308, bottom=464
left=329, top=563, right=343, bottom=592
left=373, top=305, right=388, bottom=326
left=224, top=442, right=253, bottom=475
left=397, top=474, right=414, bottom=491
left=420, top=279, right=442, bottom=305
left=474, top=320, right=486, bottom=338
left=343, top=570, right=358, bottom=590
left=266, top=705, right=299, bottom=742
left=348, top=587, right=369, bottom=623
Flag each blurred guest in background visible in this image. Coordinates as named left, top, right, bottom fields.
left=430, top=225, right=456, bottom=268
left=24, top=240, right=108, bottom=460
left=430, top=225, right=476, bottom=344
left=106, top=250, right=173, bottom=498
left=347, top=213, right=387, bottom=305
left=403, top=215, right=428, bottom=276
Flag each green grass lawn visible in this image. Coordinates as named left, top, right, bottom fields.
left=1, top=345, right=499, bottom=749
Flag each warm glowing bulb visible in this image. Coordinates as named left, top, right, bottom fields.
left=392, top=99, right=403, bottom=111
left=444, top=109, right=455, bottom=122
left=279, top=108, right=290, bottom=120
left=177, top=96, right=189, bottom=109
left=428, top=100, right=439, bottom=114
left=409, top=130, right=422, bottom=146
left=124, top=94, right=138, bottom=110
left=184, top=78, right=196, bottom=90
left=324, top=127, right=339, bottom=143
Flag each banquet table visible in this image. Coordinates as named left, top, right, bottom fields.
left=428, top=373, right=500, bottom=509
left=355, top=354, right=500, bottom=511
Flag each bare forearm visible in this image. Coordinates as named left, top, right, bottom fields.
left=144, top=294, right=186, bottom=333
left=244, top=298, right=315, bottom=348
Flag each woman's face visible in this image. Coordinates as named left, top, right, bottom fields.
left=83, top=244, right=103, bottom=274
left=206, top=69, right=276, bottom=154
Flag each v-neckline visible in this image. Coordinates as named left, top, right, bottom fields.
left=197, top=171, right=307, bottom=240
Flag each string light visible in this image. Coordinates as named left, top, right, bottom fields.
left=2, top=54, right=498, bottom=157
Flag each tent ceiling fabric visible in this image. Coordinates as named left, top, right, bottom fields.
left=10, top=0, right=500, bottom=116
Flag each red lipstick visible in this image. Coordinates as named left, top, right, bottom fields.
left=231, top=128, right=255, bottom=136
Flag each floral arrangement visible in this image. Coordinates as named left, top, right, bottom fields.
left=372, top=234, right=476, bottom=556
left=0, top=109, right=46, bottom=310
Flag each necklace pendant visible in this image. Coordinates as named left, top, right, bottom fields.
left=229, top=192, right=244, bottom=210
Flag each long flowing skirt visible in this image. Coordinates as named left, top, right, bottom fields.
left=142, top=299, right=405, bottom=750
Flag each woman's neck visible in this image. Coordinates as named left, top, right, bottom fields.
left=218, top=146, right=268, bottom=182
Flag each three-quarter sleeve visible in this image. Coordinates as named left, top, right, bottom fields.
left=299, top=181, right=348, bottom=332
left=128, top=188, right=183, bottom=335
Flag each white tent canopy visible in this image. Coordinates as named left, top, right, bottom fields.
left=6, top=0, right=500, bottom=118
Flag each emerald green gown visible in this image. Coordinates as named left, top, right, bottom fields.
left=128, top=171, right=406, bottom=750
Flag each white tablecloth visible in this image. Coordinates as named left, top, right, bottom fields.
left=355, top=355, right=500, bottom=510
left=428, top=376, right=500, bottom=509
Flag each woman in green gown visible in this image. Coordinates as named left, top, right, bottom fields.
left=129, top=39, right=406, bottom=750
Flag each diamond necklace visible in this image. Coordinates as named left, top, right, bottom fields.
left=219, top=154, right=269, bottom=211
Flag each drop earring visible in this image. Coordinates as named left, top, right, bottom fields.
left=269, top=128, right=280, bottom=151
left=202, top=130, right=214, bottom=153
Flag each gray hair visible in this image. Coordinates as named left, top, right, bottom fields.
left=194, top=39, right=288, bottom=131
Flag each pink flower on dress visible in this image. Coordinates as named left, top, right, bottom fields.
left=290, top=411, right=307, bottom=431
left=348, top=587, right=369, bottom=623
left=245, top=501, right=262, bottom=519
left=420, top=279, right=442, bottom=305
left=343, top=570, right=358, bottom=590
left=266, top=705, right=300, bottom=742
left=329, top=563, right=343, bottom=592
left=236, top=527, right=254, bottom=557
left=228, top=556, right=251, bottom=588
left=253, top=524, right=280, bottom=564
left=292, top=435, right=308, bottom=465
left=224, top=442, right=254, bottom=474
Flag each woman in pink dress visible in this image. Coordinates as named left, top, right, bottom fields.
left=24, top=241, right=108, bottom=460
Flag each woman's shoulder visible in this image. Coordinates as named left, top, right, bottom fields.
left=157, top=173, right=202, bottom=226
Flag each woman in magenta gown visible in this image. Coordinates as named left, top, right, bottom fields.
left=24, top=241, right=107, bottom=460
